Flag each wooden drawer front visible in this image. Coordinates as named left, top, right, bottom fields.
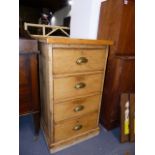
left=54, top=95, right=100, bottom=122
left=53, top=49, right=107, bottom=74
left=54, top=112, right=98, bottom=142
left=54, top=73, right=103, bottom=101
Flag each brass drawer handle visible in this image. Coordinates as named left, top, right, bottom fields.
left=74, top=105, right=84, bottom=112
left=76, top=57, right=88, bottom=65
left=75, top=82, right=86, bottom=89
left=73, top=124, right=83, bottom=131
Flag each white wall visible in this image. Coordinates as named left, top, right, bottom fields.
left=88, top=0, right=104, bottom=39
left=70, top=0, right=104, bottom=39
left=51, top=5, right=71, bottom=26
left=70, top=0, right=92, bottom=39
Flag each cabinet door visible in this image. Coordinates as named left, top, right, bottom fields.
left=117, top=0, right=135, bottom=55
left=19, top=54, right=32, bottom=114
left=100, top=57, right=135, bottom=129
left=97, top=0, right=135, bottom=56
left=19, top=53, right=39, bottom=115
left=97, top=0, right=124, bottom=55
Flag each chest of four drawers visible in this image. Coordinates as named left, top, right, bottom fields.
left=38, top=39, right=111, bottom=153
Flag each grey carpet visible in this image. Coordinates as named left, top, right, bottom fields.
left=19, top=115, right=135, bottom=155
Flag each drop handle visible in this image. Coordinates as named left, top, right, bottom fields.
left=74, top=105, right=84, bottom=112
left=75, top=82, right=86, bottom=89
left=73, top=124, right=83, bottom=131
left=76, top=57, right=88, bottom=65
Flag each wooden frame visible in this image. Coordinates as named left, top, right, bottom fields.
left=120, top=93, right=135, bottom=143
left=120, top=94, right=130, bottom=142
left=24, top=22, right=70, bottom=38
left=129, top=93, right=135, bottom=142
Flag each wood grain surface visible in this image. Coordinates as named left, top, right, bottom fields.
left=53, top=73, right=103, bottom=101
left=38, top=37, right=113, bottom=46
left=53, top=48, right=107, bottom=74
left=54, top=112, right=98, bottom=142
left=54, top=95, right=101, bottom=122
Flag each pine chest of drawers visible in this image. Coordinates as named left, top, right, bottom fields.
left=38, top=38, right=112, bottom=153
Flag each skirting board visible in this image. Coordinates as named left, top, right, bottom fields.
left=50, top=128, right=100, bottom=153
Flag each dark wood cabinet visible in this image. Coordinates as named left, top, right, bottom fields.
left=100, top=56, right=135, bottom=129
left=19, top=39, right=40, bottom=136
left=98, top=0, right=135, bottom=56
left=97, top=0, right=135, bottom=130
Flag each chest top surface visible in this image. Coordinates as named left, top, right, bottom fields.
left=38, top=37, right=113, bottom=46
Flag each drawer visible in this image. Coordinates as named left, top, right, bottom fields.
left=54, top=73, right=103, bottom=101
left=54, top=112, right=98, bottom=142
left=54, top=95, right=101, bottom=122
left=53, top=48, right=107, bottom=74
